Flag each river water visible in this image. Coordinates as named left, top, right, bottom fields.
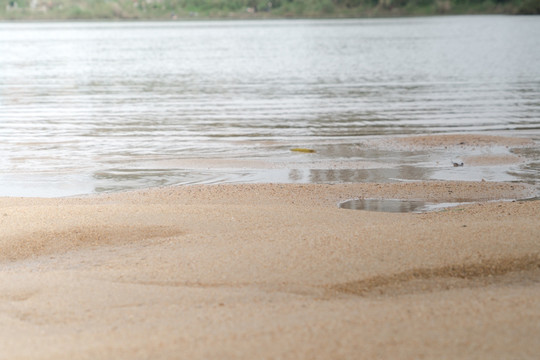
left=1, top=16, right=539, bottom=197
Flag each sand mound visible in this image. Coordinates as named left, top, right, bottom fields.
left=377, top=134, right=534, bottom=150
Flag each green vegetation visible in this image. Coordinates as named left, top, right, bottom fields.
left=1, top=0, right=539, bottom=20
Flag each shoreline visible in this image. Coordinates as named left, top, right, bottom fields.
left=1, top=181, right=539, bottom=358
left=0, top=14, right=531, bottom=23
left=0, top=7, right=533, bottom=22
left=2, top=132, right=538, bottom=198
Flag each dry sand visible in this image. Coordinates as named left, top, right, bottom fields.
left=0, top=181, right=539, bottom=359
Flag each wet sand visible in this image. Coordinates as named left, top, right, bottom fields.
left=1, top=181, right=539, bottom=359
left=386, top=133, right=535, bottom=149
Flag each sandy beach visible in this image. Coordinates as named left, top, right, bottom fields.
left=0, top=179, right=539, bottom=359
left=3, top=14, right=539, bottom=358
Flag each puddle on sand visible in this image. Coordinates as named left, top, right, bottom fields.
left=339, top=198, right=472, bottom=213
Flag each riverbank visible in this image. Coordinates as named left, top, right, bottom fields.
left=1, top=0, right=539, bottom=21
left=1, top=181, right=539, bottom=359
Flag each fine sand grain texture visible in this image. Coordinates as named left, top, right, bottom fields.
left=0, top=182, right=539, bottom=359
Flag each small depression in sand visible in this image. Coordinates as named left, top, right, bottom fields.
left=339, top=198, right=471, bottom=213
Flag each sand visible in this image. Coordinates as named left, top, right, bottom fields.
left=385, top=133, right=535, bottom=149
left=0, top=180, right=539, bottom=360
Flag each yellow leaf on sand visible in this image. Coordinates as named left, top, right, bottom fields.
left=290, top=148, right=316, bottom=153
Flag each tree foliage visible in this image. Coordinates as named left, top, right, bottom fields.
left=1, top=0, right=538, bottom=19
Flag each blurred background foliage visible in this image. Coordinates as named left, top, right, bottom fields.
left=1, top=0, right=539, bottom=20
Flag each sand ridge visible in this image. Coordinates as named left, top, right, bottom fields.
left=0, top=181, right=534, bottom=262
left=382, top=133, right=535, bottom=149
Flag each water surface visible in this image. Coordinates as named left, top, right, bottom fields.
left=339, top=198, right=472, bottom=213
left=1, top=16, right=539, bottom=196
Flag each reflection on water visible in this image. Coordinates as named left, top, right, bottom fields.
left=306, top=166, right=432, bottom=184
left=339, top=198, right=471, bottom=213
left=0, top=17, right=539, bottom=196
left=340, top=198, right=432, bottom=213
